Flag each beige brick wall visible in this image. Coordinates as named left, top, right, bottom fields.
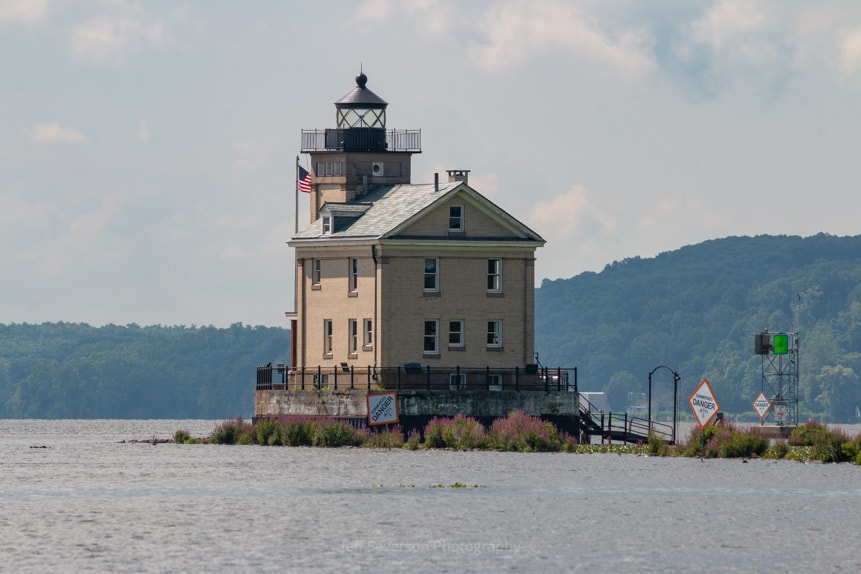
left=400, top=196, right=520, bottom=238
left=379, top=246, right=535, bottom=369
left=296, top=246, right=379, bottom=369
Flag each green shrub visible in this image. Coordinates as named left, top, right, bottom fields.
left=423, top=417, right=448, bottom=449
left=174, top=429, right=191, bottom=444
left=255, top=419, right=282, bottom=446
left=768, top=441, right=790, bottom=459
left=278, top=418, right=316, bottom=446
left=790, top=421, right=852, bottom=463
left=312, top=420, right=359, bottom=447
left=211, top=418, right=253, bottom=445
left=681, top=423, right=767, bottom=458
left=486, top=410, right=561, bottom=452
left=441, top=414, right=486, bottom=450
left=404, top=429, right=422, bottom=450
left=364, top=426, right=405, bottom=448
left=646, top=431, right=670, bottom=456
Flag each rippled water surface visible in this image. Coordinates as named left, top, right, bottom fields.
left=1, top=420, right=860, bottom=573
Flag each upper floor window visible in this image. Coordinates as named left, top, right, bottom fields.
left=311, top=259, right=321, bottom=286
left=486, top=320, right=502, bottom=348
left=449, top=205, right=464, bottom=232
left=322, top=215, right=332, bottom=235
left=349, top=258, right=358, bottom=292
left=424, top=258, right=439, bottom=292
left=316, top=161, right=344, bottom=177
left=487, top=259, right=502, bottom=292
left=424, top=320, right=439, bottom=355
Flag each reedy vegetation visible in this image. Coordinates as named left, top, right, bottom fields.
left=176, top=414, right=861, bottom=463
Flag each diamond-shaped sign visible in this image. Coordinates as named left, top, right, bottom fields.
left=688, top=378, right=720, bottom=428
left=752, top=391, right=771, bottom=420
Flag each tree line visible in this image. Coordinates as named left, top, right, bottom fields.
left=0, top=322, right=290, bottom=418
left=4, top=234, right=861, bottom=422
left=535, top=233, right=861, bottom=423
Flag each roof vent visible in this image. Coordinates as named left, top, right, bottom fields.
left=446, top=169, right=470, bottom=185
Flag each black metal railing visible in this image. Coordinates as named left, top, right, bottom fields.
left=577, top=393, right=674, bottom=444
left=255, top=364, right=577, bottom=394
left=300, top=129, right=421, bottom=153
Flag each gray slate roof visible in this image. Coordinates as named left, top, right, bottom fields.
left=291, top=181, right=545, bottom=244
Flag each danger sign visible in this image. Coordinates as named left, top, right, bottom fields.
left=752, top=391, right=771, bottom=420
left=688, top=378, right=720, bottom=428
left=366, top=392, right=399, bottom=426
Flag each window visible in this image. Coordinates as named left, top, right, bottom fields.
left=316, top=373, right=329, bottom=390
left=316, top=161, right=343, bottom=177
left=363, top=319, right=373, bottom=349
left=311, top=259, right=321, bottom=286
left=348, top=319, right=358, bottom=355
left=423, top=320, right=439, bottom=354
left=449, top=373, right=466, bottom=391
left=323, top=319, right=333, bottom=355
left=488, top=374, right=502, bottom=391
left=322, top=215, right=332, bottom=234
left=448, top=320, right=464, bottom=348
left=424, top=258, right=439, bottom=292
left=449, top=205, right=463, bottom=231
left=486, top=321, right=502, bottom=348
left=487, top=259, right=502, bottom=292
left=349, top=258, right=358, bottom=292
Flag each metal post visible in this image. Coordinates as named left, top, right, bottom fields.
left=648, top=371, right=653, bottom=429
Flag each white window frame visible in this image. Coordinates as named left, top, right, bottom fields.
left=349, top=258, right=358, bottom=292
left=423, top=320, right=439, bottom=355
left=486, top=320, right=502, bottom=348
left=487, top=259, right=502, bottom=292
left=449, top=205, right=464, bottom=232
left=323, top=319, right=333, bottom=356
left=363, top=318, right=373, bottom=350
left=448, top=320, right=464, bottom=348
left=424, top=258, right=439, bottom=292
left=311, top=259, right=321, bottom=286
left=348, top=319, right=358, bottom=355
left=488, top=374, right=502, bottom=391
left=449, top=373, right=466, bottom=391
left=322, top=215, right=332, bottom=234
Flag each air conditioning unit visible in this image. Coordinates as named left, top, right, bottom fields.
left=372, top=162, right=384, bottom=176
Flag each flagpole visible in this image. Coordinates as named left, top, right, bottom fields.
left=295, top=155, right=300, bottom=235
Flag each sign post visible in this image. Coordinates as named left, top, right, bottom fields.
left=688, top=378, right=720, bottom=458
left=366, top=392, right=400, bottom=448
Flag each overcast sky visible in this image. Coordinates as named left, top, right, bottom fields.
left=3, top=0, right=860, bottom=327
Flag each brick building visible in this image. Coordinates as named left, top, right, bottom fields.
left=286, top=73, right=544, bottom=387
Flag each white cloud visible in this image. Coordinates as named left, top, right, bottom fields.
left=137, top=119, right=150, bottom=143
left=71, top=10, right=169, bottom=66
left=528, top=185, right=616, bottom=240
left=0, top=0, right=50, bottom=24
left=29, top=123, right=88, bottom=143
left=691, top=0, right=765, bottom=50
left=840, top=27, right=861, bottom=75
left=467, top=0, right=656, bottom=77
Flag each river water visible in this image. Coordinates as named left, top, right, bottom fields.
left=1, top=419, right=860, bottom=573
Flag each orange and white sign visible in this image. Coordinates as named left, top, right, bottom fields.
left=366, top=392, right=399, bottom=426
left=752, top=392, right=771, bottom=420
left=688, top=378, right=720, bottom=428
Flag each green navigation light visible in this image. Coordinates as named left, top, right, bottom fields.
left=773, top=333, right=789, bottom=355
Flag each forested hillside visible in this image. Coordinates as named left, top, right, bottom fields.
left=536, top=233, right=861, bottom=423
left=4, top=234, right=861, bottom=422
left=0, top=323, right=290, bottom=418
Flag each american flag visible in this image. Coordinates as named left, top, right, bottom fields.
left=298, top=165, right=312, bottom=193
